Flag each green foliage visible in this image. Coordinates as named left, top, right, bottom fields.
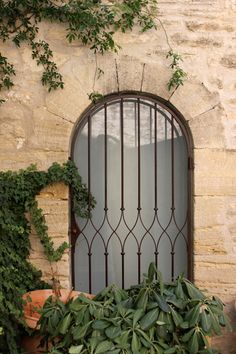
left=88, top=91, right=104, bottom=103
left=0, top=0, right=158, bottom=102
left=0, top=160, right=94, bottom=353
left=31, top=40, right=64, bottom=91
left=39, top=263, right=231, bottom=354
left=167, top=51, right=187, bottom=91
left=0, top=54, right=15, bottom=103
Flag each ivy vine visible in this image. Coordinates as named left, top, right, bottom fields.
left=0, top=0, right=186, bottom=103
left=0, top=160, right=94, bottom=353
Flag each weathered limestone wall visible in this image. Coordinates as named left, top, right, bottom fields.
left=0, top=0, right=236, bottom=351
left=30, top=183, right=70, bottom=289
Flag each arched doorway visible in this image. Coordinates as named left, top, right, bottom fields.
left=70, top=92, right=193, bottom=294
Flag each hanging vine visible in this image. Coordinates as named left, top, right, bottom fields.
left=0, top=160, right=95, bottom=353
left=0, top=0, right=186, bottom=103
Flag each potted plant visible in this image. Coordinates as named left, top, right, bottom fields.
left=21, top=285, right=94, bottom=353
left=18, top=161, right=96, bottom=353
left=22, top=266, right=94, bottom=331
left=37, top=263, right=231, bottom=354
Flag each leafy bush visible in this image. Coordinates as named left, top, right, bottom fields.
left=39, top=263, right=231, bottom=354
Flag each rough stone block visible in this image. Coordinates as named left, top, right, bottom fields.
left=169, top=80, right=220, bottom=120
left=0, top=103, right=33, bottom=151
left=224, top=117, right=236, bottom=150
left=194, top=254, right=236, bottom=287
left=194, top=196, right=225, bottom=229
left=40, top=182, right=69, bottom=200
left=115, top=56, right=145, bottom=92
left=0, top=151, right=68, bottom=171
left=141, top=60, right=172, bottom=100
left=220, top=54, right=236, bottom=69
left=195, top=150, right=236, bottom=196
left=45, top=76, right=91, bottom=124
left=28, top=107, right=72, bottom=152
left=189, top=105, right=225, bottom=148
left=29, top=257, right=70, bottom=287
left=93, top=53, right=119, bottom=95
left=194, top=226, right=227, bottom=255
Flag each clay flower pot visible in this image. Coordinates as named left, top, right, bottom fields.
left=21, top=289, right=94, bottom=353
left=22, top=289, right=94, bottom=329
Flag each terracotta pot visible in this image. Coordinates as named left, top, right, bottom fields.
left=207, top=336, right=212, bottom=346
left=21, top=289, right=94, bottom=353
left=21, top=335, right=48, bottom=354
left=22, top=289, right=94, bottom=330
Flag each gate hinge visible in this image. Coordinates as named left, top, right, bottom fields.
left=188, top=156, right=194, bottom=170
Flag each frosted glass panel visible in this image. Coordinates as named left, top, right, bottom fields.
left=73, top=98, right=188, bottom=293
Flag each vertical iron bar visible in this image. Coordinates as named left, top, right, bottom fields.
left=154, top=104, right=158, bottom=273
left=154, top=251, right=158, bottom=271
left=171, top=115, right=175, bottom=210
left=88, top=252, right=92, bottom=293
left=120, top=99, right=124, bottom=211
left=137, top=250, right=141, bottom=284
left=171, top=115, right=175, bottom=280
left=104, top=104, right=108, bottom=286
left=70, top=216, right=79, bottom=289
left=105, top=250, right=108, bottom=287
left=104, top=104, right=108, bottom=212
left=88, top=116, right=91, bottom=210
left=87, top=116, right=92, bottom=293
left=187, top=149, right=194, bottom=281
left=171, top=251, right=175, bottom=281
left=154, top=104, right=158, bottom=212
left=134, top=102, right=137, bottom=148
left=71, top=246, right=75, bottom=287
left=137, top=99, right=141, bottom=211
left=121, top=250, right=125, bottom=289
left=137, top=99, right=141, bottom=284
left=165, top=116, right=167, bottom=141
left=120, top=99, right=125, bottom=289
left=69, top=180, right=76, bottom=288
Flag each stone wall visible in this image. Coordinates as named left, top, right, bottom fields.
left=0, top=0, right=236, bottom=352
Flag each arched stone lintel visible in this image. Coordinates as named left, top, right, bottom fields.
left=62, top=56, right=223, bottom=144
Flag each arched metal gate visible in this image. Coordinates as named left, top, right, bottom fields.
left=70, top=92, right=193, bottom=294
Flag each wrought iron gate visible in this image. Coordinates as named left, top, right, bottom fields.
left=71, top=92, right=193, bottom=294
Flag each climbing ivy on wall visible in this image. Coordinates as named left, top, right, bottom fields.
left=0, top=160, right=95, bottom=353
left=0, top=0, right=186, bottom=103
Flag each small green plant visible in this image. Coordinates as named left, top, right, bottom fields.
left=39, top=263, right=231, bottom=354
left=166, top=51, right=187, bottom=91
left=0, top=160, right=95, bottom=353
left=88, top=91, right=104, bottom=103
left=0, top=54, right=15, bottom=103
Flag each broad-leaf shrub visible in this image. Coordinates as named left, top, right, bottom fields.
left=39, top=263, right=231, bottom=354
